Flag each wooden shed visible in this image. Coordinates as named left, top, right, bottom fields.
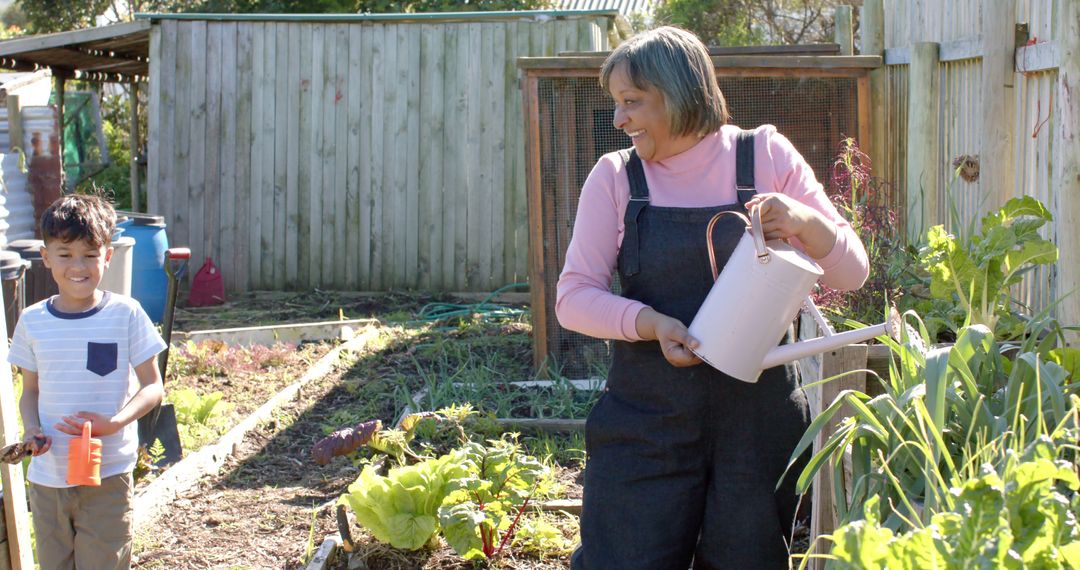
left=144, top=10, right=619, bottom=293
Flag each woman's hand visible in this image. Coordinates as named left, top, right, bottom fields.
left=635, top=308, right=702, bottom=367
left=745, top=193, right=837, bottom=259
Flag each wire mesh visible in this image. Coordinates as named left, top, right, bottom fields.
left=536, top=72, right=861, bottom=378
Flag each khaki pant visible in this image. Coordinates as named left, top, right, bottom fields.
left=28, top=473, right=133, bottom=570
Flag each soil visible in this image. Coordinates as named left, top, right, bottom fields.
left=133, top=291, right=581, bottom=570
left=133, top=291, right=809, bottom=569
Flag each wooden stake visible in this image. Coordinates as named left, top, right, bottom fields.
left=129, top=81, right=141, bottom=212
left=0, top=290, right=34, bottom=569
left=862, top=0, right=888, bottom=178
left=834, top=5, right=853, bottom=56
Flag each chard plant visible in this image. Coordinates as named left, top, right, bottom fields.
left=337, top=435, right=561, bottom=560
left=919, top=196, right=1058, bottom=340
left=826, top=437, right=1080, bottom=569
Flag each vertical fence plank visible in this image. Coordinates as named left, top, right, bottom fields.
left=346, top=24, right=364, bottom=288
left=152, top=21, right=176, bottom=224
left=475, top=24, right=495, bottom=291
left=369, top=24, right=385, bottom=290
left=272, top=23, right=289, bottom=289
left=403, top=25, right=421, bottom=288
left=358, top=25, right=374, bottom=290
left=320, top=24, right=338, bottom=287
left=259, top=21, right=277, bottom=288
left=285, top=23, right=301, bottom=288
left=204, top=23, right=222, bottom=270
left=456, top=25, right=473, bottom=290
left=906, top=42, right=940, bottom=241
left=418, top=23, right=444, bottom=290
left=188, top=21, right=207, bottom=269
left=307, top=23, right=324, bottom=288
left=173, top=22, right=192, bottom=259
left=980, top=0, right=1018, bottom=212
left=442, top=24, right=462, bottom=291
left=1056, top=0, right=1080, bottom=343
left=234, top=23, right=253, bottom=292
left=147, top=24, right=162, bottom=217
left=334, top=24, right=351, bottom=289
left=297, top=23, right=313, bottom=289
left=489, top=23, right=507, bottom=289
left=382, top=25, right=402, bottom=288
left=220, top=22, right=237, bottom=291
left=465, top=23, right=483, bottom=290
left=319, top=23, right=336, bottom=287
left=248, top=23, right=265, bottom=288
left=514, top=20, right=531, bottom=284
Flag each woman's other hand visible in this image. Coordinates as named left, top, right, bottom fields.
left=745, top=193, right=837, bottom=259
left=635, top=308, right=702, bottom=367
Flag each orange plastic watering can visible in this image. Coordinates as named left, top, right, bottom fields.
left=67, top=421, right=102, bottom=486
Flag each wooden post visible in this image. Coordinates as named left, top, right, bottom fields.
left=5, top=94, right=21, bottom=154
left=523, top=72, right=548, bottom=375
left=862, top=0, right=887, bottom=179
left=0, top=288, right=34, bottom=569
left=129, top=81, right=141, bottom=212
left=1056, top=0, right=1080, bottom=346
left=979, top=0, right=1017, bottom=213
left=906, top=42, right=940, bottom=242
left=834, top=5, right=853, bottom=56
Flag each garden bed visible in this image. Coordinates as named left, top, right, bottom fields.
left=133, top=291, right=587, bottom=569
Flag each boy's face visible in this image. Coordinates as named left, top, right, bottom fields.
left=40, top=239, right=113, bottom=309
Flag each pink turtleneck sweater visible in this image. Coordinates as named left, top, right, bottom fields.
left=555, top=124, right=870, bottom=342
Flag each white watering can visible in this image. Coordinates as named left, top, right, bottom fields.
left=688, top=208, right=901, bottom=383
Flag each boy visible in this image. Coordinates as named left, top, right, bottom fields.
left=9, top=194, right=167, bottom=570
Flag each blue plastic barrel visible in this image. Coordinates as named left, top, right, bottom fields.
left=117, top=215, right=169, bottom=324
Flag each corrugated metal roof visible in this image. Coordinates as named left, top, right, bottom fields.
left=140, top=9, right=618, bottom=22
left=557, top=0, right=653, bottom=16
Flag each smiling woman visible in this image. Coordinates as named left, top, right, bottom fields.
left=554, top=26, right=870, bottom=570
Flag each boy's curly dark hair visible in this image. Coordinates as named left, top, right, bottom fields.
left=40, top=194, right=116, bottom=248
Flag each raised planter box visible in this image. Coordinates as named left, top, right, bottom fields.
left=132, top=326, right=379, bottom=530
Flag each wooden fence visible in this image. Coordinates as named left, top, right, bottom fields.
left=146, top=11, right=615, bottom=293
left=865, top=0, right=1080, bottom=334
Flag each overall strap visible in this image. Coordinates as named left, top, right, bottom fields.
left=735, top=130, right=757, bottom=208
left=619, top=148, right=649, bottom=277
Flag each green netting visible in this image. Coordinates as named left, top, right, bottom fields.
left=48, top=90, right=110, bottom=190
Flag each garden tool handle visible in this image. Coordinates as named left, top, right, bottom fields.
left=165, top=248, right=191, bottom=281
left=704, top=207, right=770, bottom=281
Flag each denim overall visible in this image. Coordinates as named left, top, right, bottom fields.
left=571, top=132, right=811, bottom=569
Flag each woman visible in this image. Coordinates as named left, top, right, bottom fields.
left=556, top=26, right=869, bottom=569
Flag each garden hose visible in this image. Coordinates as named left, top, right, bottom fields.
left=414, top=282, right=529, bottom=324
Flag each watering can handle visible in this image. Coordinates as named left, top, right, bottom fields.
left=704, top=207, right=770, bottom=281
left=81, top=421, right=92, bottom=466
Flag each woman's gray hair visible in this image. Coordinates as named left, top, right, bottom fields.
left=600, top=26, right=728, bottom=138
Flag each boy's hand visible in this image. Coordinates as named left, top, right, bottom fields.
left=21, top=428, right=51, bottom=456
left=56, top=413, right=121, bottom=437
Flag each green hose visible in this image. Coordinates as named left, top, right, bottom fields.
left=415, top=282, right=529, bottom=324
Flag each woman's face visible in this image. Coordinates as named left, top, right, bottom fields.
left=608, top=62, right=696, bottom=162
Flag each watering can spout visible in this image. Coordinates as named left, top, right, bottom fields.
left=760, top=307, right=902, bottom=370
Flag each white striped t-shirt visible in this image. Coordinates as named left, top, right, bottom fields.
left=9, top=292, right=167, bottom=488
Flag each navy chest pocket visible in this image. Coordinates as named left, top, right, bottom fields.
left=87, top=342, right=119, bottom=377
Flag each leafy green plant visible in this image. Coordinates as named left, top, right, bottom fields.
left=439, top=438, right=556, bottom=560
left=827, top=445, right=1080, bottom=569
left=787, top=317, right=1079, bottom=532
left=337, top=437, right=560, bottom=560
left=338, top=449, right=472, bottom=550
left=919, top=196, right=1058, bottom=340
left=512, top=514, right=576, bottom=558
left=169, top=388, right=226, bottom=426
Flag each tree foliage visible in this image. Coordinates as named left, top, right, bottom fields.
left=652, top=0, right=854, bottom=47
left=15, top=0, right=552, bottom=35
